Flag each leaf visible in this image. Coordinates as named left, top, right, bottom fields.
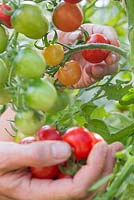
left=90, top=105, right=108, bottom=119
left=88, top=174, right=113, bottom=192
left=87, top=119, right=110, bottom=140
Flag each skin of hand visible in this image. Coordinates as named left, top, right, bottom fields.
left=0, top=122, right=123, bottom=200
left=56, top=23, right=120, bottom=88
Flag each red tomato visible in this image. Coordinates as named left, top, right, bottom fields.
left=58, top=172, right=72, bottom=179
left=31, top=165, right=60, bottom=179
left=64, top=0, right=82, bottom=3
left=19, top=136, right=37, bottom=144
left=52, top=2, right=83, bottom=32
left=37, top=125, right=62, bottom=141
left=0, top=4, right=12, bottom=28
left=82, top=33, right=110, bottom=63
left=62, top=127, right=95, bottom=160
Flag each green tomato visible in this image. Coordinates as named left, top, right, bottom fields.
left=47, top=90, right=69, bottom=113
left=0, top=58, right=8, bottom=86
left=0, top=88, right=11, bottom=105
left=11, top=1, right=49, bottom=39
left=25, top=78, right=57, bottom=112
left=13, top=48, right=46, bottom=79
left=0, top=25, right=8, bottom=53
left=15, top=110, right=45, bottom=136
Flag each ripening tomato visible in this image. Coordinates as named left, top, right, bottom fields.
left=0, top=88, right=11, bottom=105
left=15, top=110, right=45, bottom=136
left=0, top=58, right=8, bottom=86
left=42, top=44, right=64, bottom=66
left=31, top=165, right=60, bottom=179
left=13, top=48, right=46, bottom=79
left=63, top=127, right=95, bottom=160
left=46, top=90, right=69, bottom=113
left=64, top=0, right=82, bottom=3
left=52, top=2, right=83, bottom=32
left=0, top=25, right=8, bottom=53
left=0, top=4, right=12, bottom=28
left=11, top=1, right=49, bottom=39
left=57, top=60, right=81, bottom=86
left=25, top=78, right=57, bottom=112
left=82, top=33, right=110, bottom=63
left=19, top=136, right=37, bottom=144
left=37, top=125, right=61, bottom=141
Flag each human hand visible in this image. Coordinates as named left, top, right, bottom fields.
left=0, top=141, right=123, bottom=200
left=57, top=23, right=120, bottom=88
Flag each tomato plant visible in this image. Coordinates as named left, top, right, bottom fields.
left=11, top=1, right=49, bottom=39
left=42, top=44, right=64, bottom=66
left=57, top=60, right=81, bottom=86
left=0, top=25, right=8, bottom=54
left=82, top=33, right=110, bottom=63
left=25, top=78, right=57, bottom=112
left=37, top=125, right=62, bottom=141
left=0, top=4, right=12, bottom=28
left=52, top=2, right=83, bottom=32
left=63, top=127, right=95, bottom=160
left=15, top=110, right=45, bottom=136
left=0, top=58, right=8, bottom=86
left=13, top=47, right=46, bottom=79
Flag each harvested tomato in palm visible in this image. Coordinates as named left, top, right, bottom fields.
left=57, top=60, right=81, bottom=86
left=82, top=33, right=110, bottom=63
left=64, top=0, right=82, bottom=3
left=42, top=44, right=64, bottom=66
left=0, top=4, right=12, bottom=28
left=31, top=165, right=60, bottom=179
left=63, top=127, right=95, bottom=160
left=52, top=2, right=83, bottom=32
left=37, top=125, right=62, bottom=141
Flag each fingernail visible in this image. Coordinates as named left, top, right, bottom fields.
left=52, top=142, right=71, bottom=159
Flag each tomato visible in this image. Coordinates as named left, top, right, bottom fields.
left=0, top=25, right=8, bottom=53
left=0, top=4, right=12, bottom=28
left=63, top=127, right=95, bottom=160
left=52, top=2, right=83, bottom=32
left=25, top=78, right=57, bottom=112
left=15, top=110, right=45, bottom=136
left=19, top=136, right=37, bottom=144
left=13, top=48, right=46, bottom=79
left=0, top=58, right=8, bottom=86
left=93, top=133, right=104, bottom=144
left=58, top=172, right=72, bottom=179
left=64, top=0, right=82, bottom=3
left=57, top=60, right=81, bottom=86
left=42, top=44, right=64, bottom=66
left=46, top=90, right=69, bottom=113
left=82, top=33, right=110, bottom=63
left=0, top=88, right=11, bottom=105
left=31, top=165, right=60, bottom=179
left=37, top=125, right=61, bottom=141
left=11, top=1, right=49, bottom=39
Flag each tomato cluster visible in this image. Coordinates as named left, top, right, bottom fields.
left=19, top=125, right=104, bottom=179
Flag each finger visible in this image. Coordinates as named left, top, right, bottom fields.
left=0, top=141, right=71, bottom=172
left=58, top=30, right=83, bottom=44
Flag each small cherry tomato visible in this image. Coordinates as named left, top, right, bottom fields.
left=19, top=136, right=37, bottom=144
left=57, top=60, right=81, bottom=86
left=42, top=44, right=64, bottom=66
left=63, top=127, right=95, bottom=160
left=82, top=33, right=110, bottom=63
left=37, top=125, right=62, bottom=141
left=52, top=2, right=83, bottom=32
left=0, top=4, right=12, bottom=28
left=0, top=88, right=11, bottom=105
left=31, top=165, right=60, bottom=179
left=0, top=25, right=8, bottom=54
left=0, top=58, right=8, bottom=86
left=64, top=0, right=82, bottom=3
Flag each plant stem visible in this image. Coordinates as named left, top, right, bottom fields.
left=125, top=0, right=134, bottom=69
left=64, top=43, right=127, bottom=59
left=100, top=157, right=134, bottom=200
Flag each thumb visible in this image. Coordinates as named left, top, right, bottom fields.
left=0, top=141, right=71, bottom=173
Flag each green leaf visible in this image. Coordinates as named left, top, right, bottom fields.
left=90, top=105, right=108, bottom=119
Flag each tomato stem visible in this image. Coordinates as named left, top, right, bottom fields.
left=64, top=43, right=127, bottom=59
